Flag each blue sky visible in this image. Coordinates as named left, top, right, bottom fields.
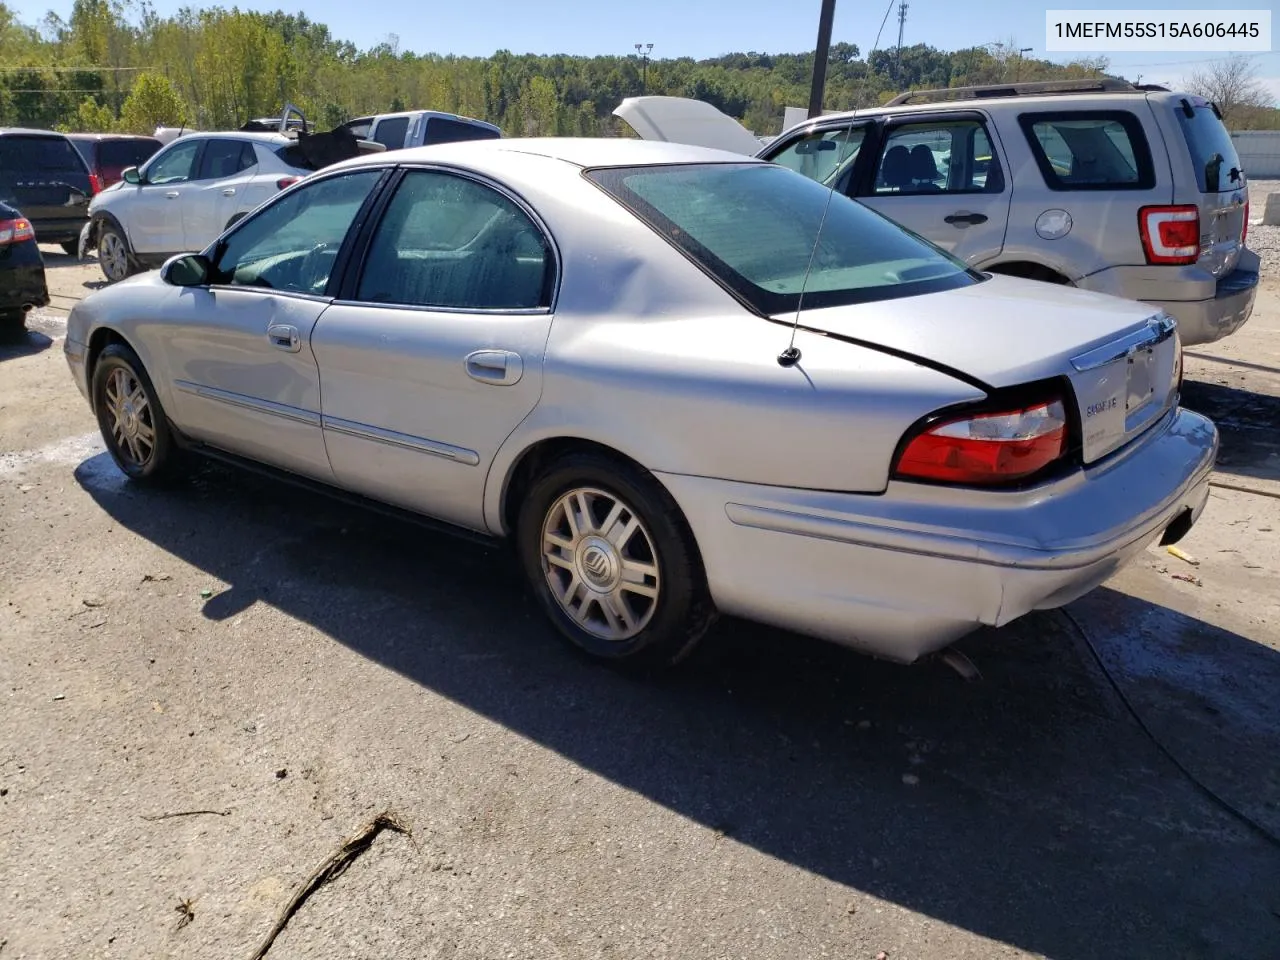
left=15, top=0, right=1280, bottom=100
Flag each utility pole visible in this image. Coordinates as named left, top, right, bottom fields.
left=807, top=0, right=837, bottom=118
left=634, top=42, right=654, bottom=95
left=895, top=1, right=908, bottom=86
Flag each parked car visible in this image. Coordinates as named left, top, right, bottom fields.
left=0, top=128, right=93, bottom=254
left=618, top=78, right=1257, bottom=347
left=82, top=131, right=338, bottom=283
left=66, top=133, right=163, bottom=191
left=336, top=110, right=501, bottom=151
left=63, top=138, right=1216, bottom=669
left=0, top=201, right=50, bottom=330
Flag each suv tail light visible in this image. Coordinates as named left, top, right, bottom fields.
left=88, top=173, right=103, bottom=195
left=894, top=398, right=1068, bottom=486
left=276, top=176, right=301, bottom=190
left=1139, top=205, right=1200, bottom=265
left=0, top=217, right=35, bottom=246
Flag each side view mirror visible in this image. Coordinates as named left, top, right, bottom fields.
left=161, top=252, right=212, bottom=287
left=121, top=166, right=142, bottom=185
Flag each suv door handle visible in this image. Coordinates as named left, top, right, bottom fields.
left=464, top=349, right=523, bottom=386
left=267, top=323, right=301, bottom=353
left=164, top=191, right=180, bottom=199
left=944, top=212, right=988, bottom=226
left=222, top=188, right=236, bottom=196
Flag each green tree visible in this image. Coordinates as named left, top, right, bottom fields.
left=118, top=70, right=185, bottom=132
left=71, top=94, right=115, bottom=130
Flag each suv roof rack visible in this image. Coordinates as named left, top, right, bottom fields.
left=884, top=77, right=1140, bottom=106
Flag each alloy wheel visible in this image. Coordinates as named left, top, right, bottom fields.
left=103, top=366, right=156, bottom=469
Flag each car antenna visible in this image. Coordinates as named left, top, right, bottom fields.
left=778, top=0, right=898, bottom=368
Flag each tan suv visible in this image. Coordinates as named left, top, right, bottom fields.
left=624, top=79, right=1256, bottom=347
left=759, top=79, right=1257, bottom=346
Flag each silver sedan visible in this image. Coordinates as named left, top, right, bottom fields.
left=63, top=138, right=1217, bottom=668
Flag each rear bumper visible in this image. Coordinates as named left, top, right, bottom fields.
left=1079, top=249, right=1259, bottom=347
left=32, top=217, right=90, bottom=245
left=658, top=407, right=1217, bottom=663
left=0, top=259, right=49, bottom=313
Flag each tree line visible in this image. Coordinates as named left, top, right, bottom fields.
left=0, top=0, right=1275, bottom=138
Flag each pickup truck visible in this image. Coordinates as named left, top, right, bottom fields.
left=336, top=111, right=502, bottom=151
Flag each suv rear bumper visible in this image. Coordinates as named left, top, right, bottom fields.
left=1079, top=248, right=1259, bottom=347
left=32, top=216, right=90, bottom=246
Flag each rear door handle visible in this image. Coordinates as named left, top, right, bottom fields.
left=944, top=212, right=988, bottom=226
left=267, top=323, right=301, bottom=353
left=464, top=349, right=523, bottom=386
left=165, top=191, right=180, bottom=199
left=222, top=188, right=236, bottom=196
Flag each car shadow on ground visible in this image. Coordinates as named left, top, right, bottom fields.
left=76, top=454, right=1280, bottom=959
left=0, top=325, right=53, bottom=360
left=1181, top=378, right=1280, bottom=485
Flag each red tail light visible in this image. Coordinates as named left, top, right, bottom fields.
left=1138, top=205, right=1200, bottom=265
left=894, top=398, right=1068, bottom=485
left=276, top=176, right=301, bottom=191
left=88, top=173, right=103, bottom=195
left=0, top=217, right=35, bottom=246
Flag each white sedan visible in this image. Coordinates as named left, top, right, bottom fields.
left=63, top=138, right=1216, bottom=669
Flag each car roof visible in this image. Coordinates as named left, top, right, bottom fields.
left=0, top=127, right=75, bottom=138
left=65, top=132, right=160, bottom=142
left=166, top=130, right=294, bottom=146
left=806, top=90, right=1159, bottom=127
left=333, top=136, right=763, bottom=172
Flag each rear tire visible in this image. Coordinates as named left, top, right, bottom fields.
left=516, top=451, right=717, bottom=670
left=0, top=310, right=26, bottom=333
left=91, top=343, right=183, bottom=483
left=98, top=225, right=134, bottom=284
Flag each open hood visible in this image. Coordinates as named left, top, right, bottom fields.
left=613, top=96, right=764, bottom=157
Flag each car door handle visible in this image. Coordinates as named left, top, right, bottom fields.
left=267, top=323, right=301, bottom=353
left=222, top=188, right=236, bottom=196
left=464, top=349, right=523, bottom=386
left=944, top=212, right=988, bottom=226
left=165, top=191, right=180, bottom=199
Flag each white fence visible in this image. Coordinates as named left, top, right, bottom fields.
left=1233, top=131, right=1280, bottom=179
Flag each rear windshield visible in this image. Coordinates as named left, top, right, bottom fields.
left=99, top=139, right=160, bottom=170
left=0, top=135, right=87, bottom=175
left=1175, top=101, right=1243, bottom=193
left=587, top=162, right=979, bottom=314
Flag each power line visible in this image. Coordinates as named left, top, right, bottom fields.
left=0, top=65, right=158, bottom=72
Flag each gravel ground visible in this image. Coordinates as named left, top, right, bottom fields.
left=1246, top=179, right=1280, bottom=270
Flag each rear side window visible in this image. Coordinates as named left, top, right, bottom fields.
left=198, top=139, right=256, bottom=180
left=99, top=139, right=161, bottom=170
left=372, top=117, right=410, bottom=149
left=1018, top=111, right=1155, bottom=191
left=0, top=135, right=87, bottom=174
left=1175, top=101, right=1243, bottom=193
left=422, top=117, right=500, bottom=145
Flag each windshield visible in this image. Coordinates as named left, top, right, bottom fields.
left=586, top=162, right=979, bottom=314
left=1175, top=101, right=1243, bottom=193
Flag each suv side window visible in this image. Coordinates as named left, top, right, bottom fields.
left=1018, top=111, right=1155, bottom=191
left=769, top=126, right=866, bottom=192
left=211, top=169, right=384, bottom=293
left=145, top=139, right=201, bottom=185
left=355, top=169, right=551, bottom=311
left=197, top=139, right=256, bottom=180
left=372, top=116, right=410, bottom=149
left=871, top=119, right=1004, bottom=195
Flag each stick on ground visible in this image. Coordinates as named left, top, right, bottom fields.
left=248, top=811, right=411, bottom=960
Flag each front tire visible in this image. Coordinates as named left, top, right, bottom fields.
left=97, top=225, right=133, bottom=284
left=517, top=452, right=716, bottom=669
left=91, top=343, right=182, bottom=483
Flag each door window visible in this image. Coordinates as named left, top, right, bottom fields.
left=197, top=139, right=257, bottom=180
left=768, top=126, right=866, bottom=191
left=144, top=140, right=201, bottom=185
left=355, top=170, right=551, bottom=311
left=872, top=120, right=1004, bottom=195
left=372, top=116, right=410, bottom=149
left=211, top=169, right=384, bottom=293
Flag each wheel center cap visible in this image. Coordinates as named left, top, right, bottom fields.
left=577, top=537, right=620, bottom=592
left=121, top=400, right=138, bottom=437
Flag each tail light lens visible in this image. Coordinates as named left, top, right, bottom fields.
left=88, top=173, right=103, bottom=195
left=0, top=217, right=35, bottom=246
left=276, top=176, right=301, bottom=190
left=894, top=398, right=1068, bottom=485
left=1139, top=205, right=1200, bottom=265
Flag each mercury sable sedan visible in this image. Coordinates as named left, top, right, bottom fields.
left=63, top=138, right=1217, bottom=669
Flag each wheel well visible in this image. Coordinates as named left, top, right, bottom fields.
left=984, top=261, right=1072, bottom=285
left=85, top=327, right=130, bottom=404
left=500, top=437, right=655, bottom=535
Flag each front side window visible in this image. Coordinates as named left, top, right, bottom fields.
left=211, top=169, right=384, bottom=293
left=1019, top=111, right=1155, bottom=191
left=872, top=120, right=1003, bottom=195
left=355, top=169, right=551, bottom=310
left=587, top=162, right=979, bottom=315
left=198, top=139, right=256, bottom=180
left=145, top=139, right=201, bottom=185
left=768, top=125, right=866, bottom=191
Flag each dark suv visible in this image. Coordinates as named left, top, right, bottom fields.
left=66, top=133, right=162, bottom=191
left=0, top=129, right=94, bottom=254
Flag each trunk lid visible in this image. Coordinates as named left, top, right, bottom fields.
left=612, top=96, right=765, bottom=157
left=789, top=274, right=1181, bottom=464
left=1171, top=96, right=1247, bottom=279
